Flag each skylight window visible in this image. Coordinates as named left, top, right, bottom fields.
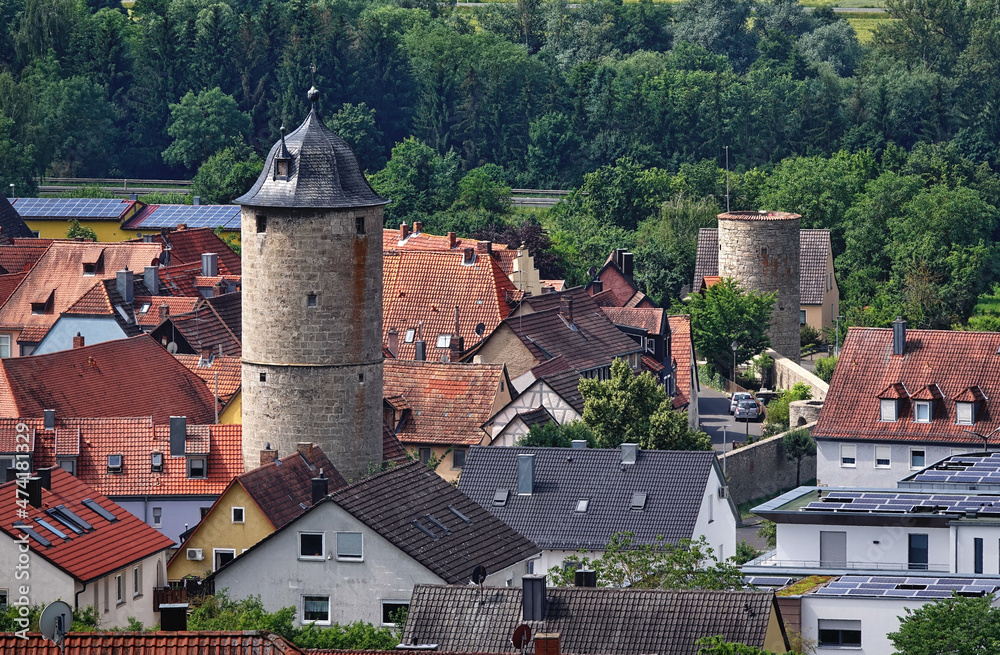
left=107, top=454, right=123, bottom=473
left=493, top=489, right=509, bottom=507
left=139, top=303, right=151, bottom=314
left=404, top=329, right=415, bottom=343
left=35, top=518, right=68, bottom=540
left=436, top=334, right=451, bottom=348
left=151, top=452, right=163, bottom=473
left=575, top=499, right=589, bottom=513
left=631, top=492, right=648, bottom=511
left=82, top=498, right=117, bottom=522
left=13, top=522, right=51, bottom=547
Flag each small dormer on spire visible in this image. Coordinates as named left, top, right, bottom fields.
left=274, top=126, right=292, bottom=181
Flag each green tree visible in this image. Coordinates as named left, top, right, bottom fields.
left=814, top=355, right=837, bottom=383
left=687, top=277, right=776, bottom=380
left=756, top=520, right=776, bottom=549
left=888, top=593, right=1000, bottom=655
left=67, top=219, right=97, bottom=241
left=453, top=164, right=511, bottom=215
left=192, top=144, right=263, bottom=204
left=368, top=136, right=461, bottom=227
left=580, top=359, right=711, bottom=451
left=516, top=421, right=597, bottom=448
left=696, top=635, right=795, bottom=655
left=782, top=428, right=815, bottom=486
left=674, top=0, right=758, bottom=72
left=548, top=533, right=746, bottom=589
left=30, top=75, right=117, bottom=177
left=0, top=113, right=36, bottom=196
left=162, top=87, right=252, bottom=171
left=765, top=382, right=812, bottom=430
left=326, top=102, right=386, bottom=173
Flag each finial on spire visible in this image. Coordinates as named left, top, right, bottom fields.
left=308, top=86, right=319, bottom=104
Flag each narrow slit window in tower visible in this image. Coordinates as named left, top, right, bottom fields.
left=307, top=293, right=317, bottom=307
left=355, top=216, right=365, bottom=235
left=259, top=372, right=267, bottom=382
left=358, top=373, right=364, bottom=384
left=256, top=215, right=267, bottom=234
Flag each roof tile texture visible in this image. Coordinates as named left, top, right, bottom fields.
left=0, top=632, right=304, bottom=654
left=239, top=445, right=345, bottom=529
left=174, top=354, right=242, bottom=402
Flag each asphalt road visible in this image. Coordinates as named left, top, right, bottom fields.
left=697, top=385, right=763, bottom=453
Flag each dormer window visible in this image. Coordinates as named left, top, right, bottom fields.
left=914, top=401, right=932, bottom=423
left=107, top=454, right=123, bottom=473
left=956, top=402, right=975, bottom=425
left=275, top=158, right=290, bottom=179
left=150, top=452, right=163, bottom=473
left=187, top=457, right=207, bottom=479
left=30, top=290, right=54, bottom=315
left=880, top=399, right=899, bottom=422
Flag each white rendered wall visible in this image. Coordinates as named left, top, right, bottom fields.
left=774, top=523, right=951, bottom=572
left=817, top=441, right=959, bottom=488
left=800, top=595, right=933, bottom=655
left=691, top=468, right=738, bottom=562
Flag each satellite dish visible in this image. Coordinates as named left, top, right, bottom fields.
left=587, top=266, right=598, bottom=279
left=160, top=249, right=171, bottom=266
left=166, top=341, right=179, bottom=354
left=512, top=624, right=532, bottom=650
left=471, top=564, right=488, bottom=585
left=475, top=322, right=486, bottom=337
left=39, top=600, right=72, bottom=649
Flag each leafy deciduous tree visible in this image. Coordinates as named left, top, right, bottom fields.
left=687, top=277, right=776, bottom=380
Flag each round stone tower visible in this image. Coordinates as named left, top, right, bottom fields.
left=717, top=211, right=801, bottom=362
left=237, top=88, right=386, bottom=478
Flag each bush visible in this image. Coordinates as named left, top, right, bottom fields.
left=516, top=421, right=597, bottom=448
left=756, top=520, right=776, bottom=549
left=734, top=539, right=762, bottom=564
left=764, top=383, right=813, bottom=430
left=814, top=355, right=838, bottom=383
left=800, top=323, right=821, bottom=348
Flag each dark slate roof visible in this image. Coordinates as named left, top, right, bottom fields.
left=458, top=447, right=721, bottom=550
left=236, top=89, right=388, bottom=209
left=517, top=406, right=555, bottom=429
left=239, top=445, right=346, bottom=530
left=402, top=585, right=778, bottom=655
left=0, top=195, right=35, bottom=244
left=538, top=369, right=585, bottom=414
left=328, top=461, right=539, bottom=583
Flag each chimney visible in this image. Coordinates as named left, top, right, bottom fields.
left=387, top=329, right=399, bottom=357
left=213, top=279, right=227, bottom=297
left=260, top=443, right=279, bottom=467
left=463, top=247, right=475, bottom=265
left=483, top=241, right=493, bottom=257
left=296, top=442, right=311, bottom=458
left=311, top=469, right=329, bottom=504
left=200, top=347, right=212, bottom=363
left=177, top=223, right=187, bottom=231
left=116, top=269, right=134, bottom=303
left=614, top=248, right=626, bottom=269
left=534, top=634, right=561, bottom=655
left=570, top=440, right=587, bottom=449
left=415, top=340, right=426, bottom=361
left=145, top=266, right=160, bottom=295
left=413, top=221, right=422, bottom=233
left=892, top=317, right=906, bottom=356
left=159, top=604, right=189, bottom=631
left=193, top=196, right=201, bottom=206
left=38, top=468, right=51, bottom=490
left=26, top=477, right=41, bottom=508
left=621, top=443, right=638, bottom=464
left=169, top=416, right=186, bottom=457
left=621, top=251, right=634, bottom=279
left=574, top=570, right=597, bottom=587
left=591, top=278, right=603, bottom=294
left=73, top=333, right=85, bottom=349
left=201, top=253, right=218, bottom=278
left=559, top=297, right=573, bottom=323
left=522, top=575, right=547, bottom=621
left=517, top=453, right=535, bottom=494
left=400, top=223, right=410, bottom=240
left=129, top=193, right=138, bottom=201
left=448, top=231, right=457, bottom=249
left=44, top=408, right=55, bottom=430
left=158, top=303, right=169, bottom=320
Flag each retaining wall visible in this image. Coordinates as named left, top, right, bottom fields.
left=719, top=423, right=817, bottom=507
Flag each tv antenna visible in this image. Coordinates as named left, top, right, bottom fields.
left=512, top=624, right=532, bottom=654
left=725, top=146, right=730, bottom=213
left=39, top=600, right=72, bottom=653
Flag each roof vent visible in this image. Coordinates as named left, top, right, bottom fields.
left=630, top=492, right=647, bottom=511
left=311, top=470, right=329, bottom=505
left=493, top=488, right=509, bottom=507
left=591, top=278, right=603, bottom=294
left=44, top=408, right=55, bottom=430
left=570, top=440, right=587, bottom=449
left=621, top=443, right=638, bottom=465
left=517, top=454, right=535, bottom=495
left=892, top=316, right=906, bottom=356
left=169, top=416, right=186, bottom=456
left=522, top=575, right=547, bottom=621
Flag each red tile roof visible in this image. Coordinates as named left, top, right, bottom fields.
left=63, top=280, right=115, bottom=315
left=155, top=293, right=242, bottom=356
left=814, top=327, right=1000, bottom=444
left=134, top=295, right=199, bottom=327
left=127, top=227, right=241, bottom=276
left=0, top=242, right=162, bottom=341
left=174, top=354, right=241, bottom=402
left=602, top=307, right=664, bottom=334
left=0, top=334, right=218, bottom=424
left=382, top=228, right=519, bottom=275
left=158, top=261, right=240, bottom=297
left=0, top=242, right=50, bottom=274
left=384, top=359, right=507, bottom=445
left=383, top=250, right=518, bottom=360
left=667, top=315, right=693, bottom=409
left=0, top=632, right=304, bottom=654
left=0, top=467, right=173, bottom=582
left=0, top=272, right=25, bottom=306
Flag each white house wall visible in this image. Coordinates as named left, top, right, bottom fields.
left=774, top=523, right=951, bottom=572
left=34, top=317, right=131, bottom=355
left=487, top=381, right=582, bottom=445
left=799, top=595, right=942, bottom=655
left=691, top=468, right=738, bottom=562
left=816, top=441, right=963, bottom=488
left=0, top=533, right=75, bottom=612
left=86, top=552, right=167, bottom=629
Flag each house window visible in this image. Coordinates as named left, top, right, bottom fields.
left=59, top=459, right=75, bottom=475
left=103, top=577, right=109, bottom=613
left=908, top=534, right=929, bottom=570
left=914, top=401, right=932, bottom=422
left=152, top=507, right=162, bottom=527
left=133, top=566, right=142, bottom=597
left=910, top=449, right=926, bottom=470
left=259, top=372, right=267, bottom=382
left=975, top=538, right=984, bottom=574
left=107, top=454, right=123, bottom=473
left=875, top=446, right=891, bottom=468
left=150, top=452, right=163, bottom=472
left=307, top=293, right=317, bottom=307
left=880, top=399, right=898, bottom=422
left=799, top=310, right=806, bottom=326
left=187, top=458, right=207, bottom=479
left=381, top=600, right=409, bottom=626
left=436, top=334, right=451, bottom=349
left=356, top=216, right=366, bottom=235
left=818, top=619, right=862, bottom=648
left=0, top=589, right=7, bottom=609
left=0, top=335, right=9, bottom=358
left=840, top=444, right=856, bottom=467
left=299, top=532, right=325, bottom=560
left=275, top=159, right=290, bottom=179
left=214, top=548, right=235, bottom=570
left=336, top=532, right=363, bottom=561
left=303, top=596, right=330, bottom=624
left=956, top=402, right=975, bottom=426
left=232, top=507, right=245, bottom=524
left=116, top=574, right=124, bottom=605
left=419, top=447, right=431, bottom=464
left=452, top=447, right=467, bottom=469
left=256, top=215, right=267, bottom=234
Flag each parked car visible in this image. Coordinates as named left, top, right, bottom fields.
left=735, top=399, right=760, bottom=422
left=730, top=392, right=754, bottom=414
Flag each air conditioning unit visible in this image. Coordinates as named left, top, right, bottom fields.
left=718, top=486, right=730, bottom=500
left=186, top=548, right=204, bottom=561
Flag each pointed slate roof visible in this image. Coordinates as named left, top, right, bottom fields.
left=236, top=88, right=388, bottom=209
left=0, top=194, right=36, bottom=243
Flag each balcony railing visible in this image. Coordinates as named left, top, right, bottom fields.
left=743, top=550, right=949, bottom=573
left=153, top=586, right=186, bottom=612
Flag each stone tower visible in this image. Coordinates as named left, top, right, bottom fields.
left=236, top=88, right=386, bottom=478
left=717, top=211, right=801, bottom=362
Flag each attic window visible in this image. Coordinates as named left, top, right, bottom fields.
left=436, top=335, right=451, bottom=349
left=150, top=452, right=163, bottom=473
left=914, top=401, right=932, bottom=423
left=493, top=488, right=509, bottom=507
left=956, top=402, right=975, bottom=426
left=256, top=215, right=267, bottom=234
left=880, top=399, right=899, bottom=422
left=631, top=492, right=648, bottom=511
left=356, top=216, right=366, bottom=235
left=404, top=329, right=415, bottom=343
left=83, top=263, right=97, bottom=275
left=107, top=454, right=123, bottom=473
left=30, top=290, right=54, bottom=315
left=575, top=499, right=589, bottom=513
left=187, top=457, right=207, bottom=479
left=139, top=303, right=151, bottom=314
left=275, top=158, right=290, bottom=180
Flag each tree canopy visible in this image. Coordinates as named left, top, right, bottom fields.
left=888, top=593, right=1000, bottom=655
left=687, top=278, right=776, bottom=380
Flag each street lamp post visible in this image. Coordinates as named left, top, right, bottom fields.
left=834, top=315, right=844, bottom=356
left=722, top=425, right=727, bottom=474
left=962, top=427, right=1000, bottom=454
left=730, top=340, right=739, bottom=385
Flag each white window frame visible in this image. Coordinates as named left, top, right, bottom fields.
left=913, top=401, right=932, bottom=423
left=133, top=565, right=142, bottom=598
left=840, top=444, right=857, bottom=468
left=381, top=600, right=409, bottom=626
left=0, top=335, right=9, bottom=359
left=115, top=573, right=124, bottom=605
left=956, top=402, right=974, bottom=426
left=298, top=532, right=326, bottom=561
left=303, top=595, right=331, bottom=625
left=232, top=507, right=245, bottom=524
left=875, top=445, right=891, bottom=469
left=151, top=507, right=162, bottom=527
left=213, top=548, right=236, bottom=571
left=336, top=531, right=364, bottom=561
left=910, top=448, right=926, bottom=470
left=879, top=399, right=898, bottom=422
left=404, top=328, right=415, bottom=343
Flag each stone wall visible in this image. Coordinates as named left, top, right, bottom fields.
left=768, top=348, right=828, bottom=401
left=718, top=212, right=801, bottom=361
left=790, top=399, right=824, bottom=428
left=719, top=423, right=817, bottom=507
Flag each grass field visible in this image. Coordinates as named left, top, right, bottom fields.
left=845, top=15, right=893, bottom=42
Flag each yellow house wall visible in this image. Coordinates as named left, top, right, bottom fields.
left=218, top=391, right=242, bottom=424
left=474, top=326, right=537, bottom=379
left=167, top=482, right=272, bottom=580
left=763, top=603, right=791, bottom=653
left=26, top=219, right=241, bottom=244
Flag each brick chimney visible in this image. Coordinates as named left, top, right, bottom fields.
left=559, top=297, right=573, bottom=323
left=413, top=221, right=423, bottom=233
left=535, top=634, right=561, bottom=655
left=400, top=223, right=410, bottom=240
left=462, top=247, right=475, bottom=265
left=296, top=442, right=312, bottom=458
left=159, top=303, right=169, bottom=320
left=387, top=329, right=399, bottom=358
left=177, top=223, right=187, bottom=231
left=73, top=333, right=85, bottom=349
left=448, top=231, right=457, bottom=249
left=259, top=443, right=279, bottom=467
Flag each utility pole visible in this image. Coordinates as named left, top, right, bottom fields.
left=835, top=315, right=844, bottom=356
left=724, top=146, right=730, bottom=213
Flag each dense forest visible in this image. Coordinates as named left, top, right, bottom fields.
left=3, top=0, right=1000, bottom=331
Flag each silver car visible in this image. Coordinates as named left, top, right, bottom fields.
left=735, top=399, right=760, bottom=422
left=730, top=392, right=753, bottom=414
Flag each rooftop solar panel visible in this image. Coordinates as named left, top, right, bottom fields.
left=12, top=197, right=129, bottom=219
left=134, top=205, right=242, bottom=229
left=802, top=490, right=1000, bottom=515
left=813, top=576, right=1000, bottom=599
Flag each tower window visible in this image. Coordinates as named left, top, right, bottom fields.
left=307, top=293, right=317, bottom=307
left=358, top=373, right=364, bottom=384
left=259, top=372, right=267, bottom=382
left=256, top=215, right=267, bottom=234
left=275, top=159, right=290, bottom=179
left=355, top=216, right=366, bottom=235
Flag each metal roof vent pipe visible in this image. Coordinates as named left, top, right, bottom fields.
left=27, top=477, right=41, bottom=508
left=116, top=268, right=134, bottom=303
left=574, top=569, right=597, bottom=587
left=145, top=266, right=160, bottom=295
left=591, top=278, right=603, bottom=294
left=193, top=196, right=201, bottom=206
left=44, top=408, right=55, bottom=430
left=892, top=317, right=906, bottom=356
left=38, top=468, right=51, bottom=490
left=517, top=453, right=535, bottom=495
left=621, top=443, right=638, bottom=465
left=312, top=469, right=329, bottom=504
left=522, top=574, right=547, bottom=621
left=169, top=416, right=187, bottom=456
left=570, top=440, right=588, bottom=449
left=202, top=252, right=218, bottom=278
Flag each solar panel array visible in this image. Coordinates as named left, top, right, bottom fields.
left=745, top=576, right=794, bottom=588
left=910, top=453, right=1000, bottom=485
left=814, top=575, right=1000, bottom=599
left=803, top=491, right=1000, bottom=516
left=136, top=205, right=242, bottom=229
left=12, top=198, right=129, bottom=218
